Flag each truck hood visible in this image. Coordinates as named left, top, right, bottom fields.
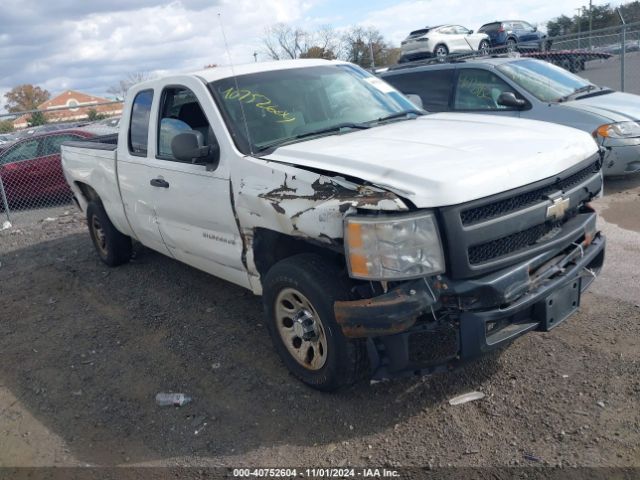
left=563, top=91, right=640, bottom=122
left=263, top=113, right=598, bottom=208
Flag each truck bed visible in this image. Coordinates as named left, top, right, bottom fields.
left=61, top=133, right=134, bottom=238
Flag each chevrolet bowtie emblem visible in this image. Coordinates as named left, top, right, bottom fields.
left=546, top=197, right=570, bottom=220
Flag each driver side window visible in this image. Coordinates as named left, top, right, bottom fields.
left=454, top=69, right=518, bottom=111
left=157, top=86, right=216, bottom=162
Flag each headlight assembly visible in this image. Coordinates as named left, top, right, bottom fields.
left=344, top=211, right=445, bottom=280
left=595, top=121, right=640, bottom=139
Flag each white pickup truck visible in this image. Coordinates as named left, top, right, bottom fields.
left=62, top=59, right=605, bottom=391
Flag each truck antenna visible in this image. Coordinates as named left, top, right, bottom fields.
left=217, top=12, right=254, bottom=155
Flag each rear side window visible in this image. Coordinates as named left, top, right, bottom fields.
left=129, top=90, right=153, bottom=156
left=383, top=69, right=454, bottom=112
left=479, top=23, right=499, bottom=33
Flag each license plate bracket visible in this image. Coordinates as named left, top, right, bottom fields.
left=535, top=279, right=581, bottom=331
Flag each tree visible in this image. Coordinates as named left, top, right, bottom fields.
left=300, top=46, right=336, bottom=60
left=547, top=14, right=575, bottom=37
left=262, top=23, right=308, bottom=60
left=27, top=111, right=48, bottom=127
left=4, top=84, right=50, bottom=113
left=0, top=120, right=14, bottom=133
left=86, top=108, right=106, bottom=122
left=107, top=72, right=153, bottom=101
left=342, top=26, right=395, bottom=68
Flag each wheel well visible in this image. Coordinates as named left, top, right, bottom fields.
left=75, top=182, right=101, bottom=204
left=507, top=36, right=518, bottom=43
left=252, top=228, right=345, bottom=278
left=434, top=43, right=448, bottom=52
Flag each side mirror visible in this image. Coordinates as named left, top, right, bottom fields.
left=405, top=94, right=423, bottom=109
left=533, top=26, right=538, bottom=32
left=497, top=91, right=526, bottom=109
left=468, top=30, right=474, bottom=34
left=171, top=131, right=220, bottom=171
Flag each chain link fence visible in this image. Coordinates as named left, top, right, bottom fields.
left=431, top=21, right=640, bottom=95
left=0, top=102, right=121, bottom=230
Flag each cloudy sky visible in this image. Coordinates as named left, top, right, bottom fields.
left=0, top=0, right=616, bottom=112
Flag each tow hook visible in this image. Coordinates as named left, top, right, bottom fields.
left=293, top=310, right=318, bottom=341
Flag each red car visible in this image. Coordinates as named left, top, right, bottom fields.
left=0, top=130, right=93, bottom=210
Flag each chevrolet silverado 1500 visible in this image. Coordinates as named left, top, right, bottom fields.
left=61, top=59, right=605, bottom=390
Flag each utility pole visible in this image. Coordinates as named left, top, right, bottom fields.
left=588, top=0, right=593, bottom=49
left=369, top=41, right=376, bottom=69
left=576, top=8, right=582, bottom=48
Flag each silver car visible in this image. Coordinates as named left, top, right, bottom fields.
left=381, top=57, right=640, bottom=176
left=400, top=25, right=491, bottom=62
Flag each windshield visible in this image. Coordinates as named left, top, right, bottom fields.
left=209, top=64, right=418, bottom=154
left=497, top=59, right=594, bottom=102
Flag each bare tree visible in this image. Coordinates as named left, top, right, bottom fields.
left=262, top=23, right=308, bottom=60
left=107, top=72, right=154, bottom=101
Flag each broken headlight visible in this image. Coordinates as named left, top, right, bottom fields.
left=345, top=211, right=445, bottom=280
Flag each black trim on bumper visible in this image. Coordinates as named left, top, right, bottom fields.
left=367, top=233, right=605, bottom=380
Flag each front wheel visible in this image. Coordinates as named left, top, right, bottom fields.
left=506, top=38, right=517, bottom=52
left=87, top=201, right=132, bottom=267
left=263, top=254, right=368, bottom=391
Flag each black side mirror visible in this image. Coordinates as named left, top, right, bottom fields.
left=497, top=91, right=526, bottom=109
left=533, top=26, right=538, bottom=32
left=171, top=131, right=220, bottom=171
left=468, top=30, right=474, bottom=34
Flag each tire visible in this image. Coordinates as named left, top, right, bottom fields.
left=479, top=40, right=490, bottom=55
left=262, top=254, right=369, bottom=391
left=506, top=38, right=517, bottom=52
left=433, top=44, right=449, bottom=60
left=397, top=54, right=410, bottom=64
left=86, top=201, right=132, bottom=267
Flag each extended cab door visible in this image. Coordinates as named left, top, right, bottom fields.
left=146, top=79, right=248, bottom=287
left=118, top=89, right=172, bottom=256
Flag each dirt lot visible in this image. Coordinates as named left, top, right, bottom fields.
left=0, top=176, right=639, bottom=470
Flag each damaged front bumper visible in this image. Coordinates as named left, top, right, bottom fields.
left=334, top=232, right=606, bottom=380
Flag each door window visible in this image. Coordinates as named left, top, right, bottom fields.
left=0, top=140, right=39, bottom=165
left=157, top=86, right=217, bottom=161
left=454, top=69, right=519, bottom=110
left=383, top=69, right=454, bottom=112
left=128, top=89, right=154, bottom=156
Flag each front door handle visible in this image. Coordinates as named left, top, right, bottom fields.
left=150, top=178, right=169, bottom=188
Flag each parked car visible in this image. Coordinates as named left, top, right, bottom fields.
left=478, top=20, right=549, bottom=51
left=400, top=24, right=491, bottom=62
left=0, top=130, right=93, bottom=209
left=380, top=57, right=640, bottom=176
left=62, top=59, right=604, bottom=391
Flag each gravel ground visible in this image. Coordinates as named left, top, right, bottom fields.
left=0, top=176, right=639, bottom=470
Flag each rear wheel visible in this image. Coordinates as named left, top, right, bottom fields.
left=433, top=44, right=449, bottom=60
left=87, top=201, right=132, bottom=267
left=263, top=254, right=368, bottom=391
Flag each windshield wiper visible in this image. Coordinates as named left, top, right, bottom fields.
left=558, top=85, right=597, bottom=102
left=373, top=111, right=422, bottom=123
left=255, top=123, right=371, bottom=152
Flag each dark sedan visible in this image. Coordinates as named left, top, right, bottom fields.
left=0, top=130, right=93, bottom=210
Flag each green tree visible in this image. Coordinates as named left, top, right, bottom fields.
left=4, top=84, right=50, bottom=113
left=0, top=120, right=14, bottom=133
left=86, top=108, right=106, bottom=122
left=27, top=111, right=48, bottom=127
left=342, top=26, right=395, bottom=68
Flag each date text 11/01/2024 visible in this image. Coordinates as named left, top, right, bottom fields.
left=232, top=468, right=400, bottom=477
